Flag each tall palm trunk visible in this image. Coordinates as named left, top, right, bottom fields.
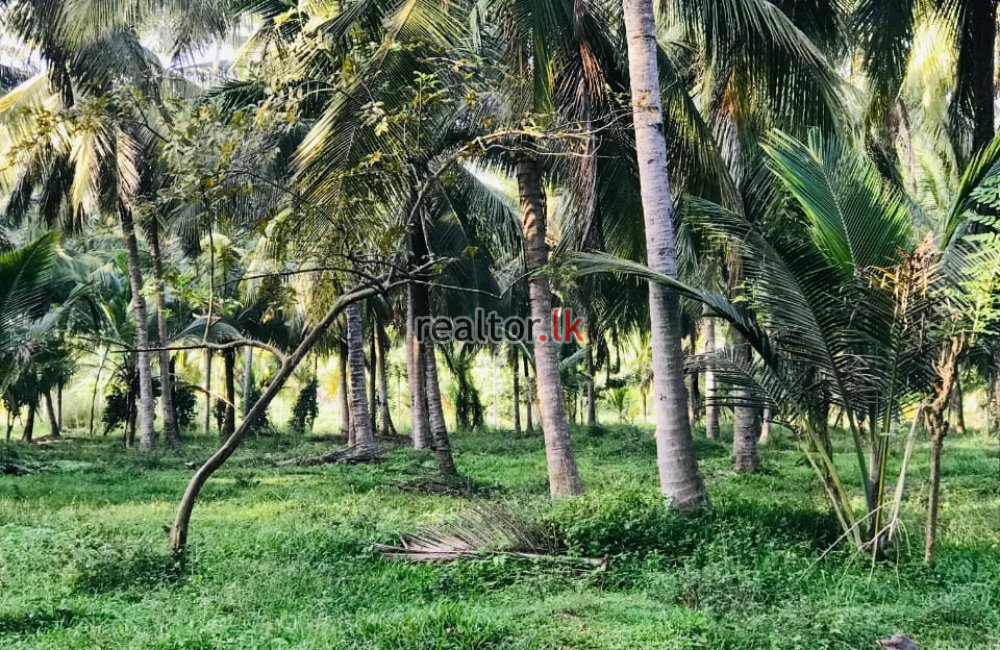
left=423, top=344, right=457, bottom=474
left=375, top=321, right=397, bottom=437
left=970, top=0, right=997, bottom=152
left=732, top=331, right=761, bottom=472
left=204, top=350, right=213, bottom=434
left=338, top=341, right=351, bottom=437
left=221, top=348, right=236, bottom=440
left=90, top=346, right=108, bottom=436
left=925, top=339, right=961, bottom=565
left=345, top=303, right=376, bottom=456
left=586, top=346, right=597, bottom=426
left=516, top=148, right=583, bottom=496
left=407, top=279, right=432, bottom=449
left=22, top=403, right=35, bottom=443
left=512, top=348, right=522, bottom=435
left=704, top=318, right=719, bottom=440
left=57, top=384, right=62, bottom=432
left=148, top=221, right=179, bottom=445
left=369, top=328, right=378, bottom=433
left=242, top=346, right=254, bottom=418
left=523, top=350, right=534, bottom=433
left=687, top=327, right=700, bottom=427
left=622, top=0, right=707, bottom=509
left=119, top=203, right=155, bottom=450
left=44, top=391, right=60, bottom=438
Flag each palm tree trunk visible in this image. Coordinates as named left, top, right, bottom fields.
left=90, top=346, right=108, bottom=436
left=221, top=348, right=236, bottom=440
left=407, top=282, right=432, bottom=449
left=586, top=346, right=597, bottom=426
left=704, top=318, right=719, bottom=440
left=970, top=0, right=997, bottom=152
left=687, top=327, right=700, bottom=428
left=148, top=221, right=179, bottom=445
left=369, top=327, right=378, bottom=434
left=204, top=349, right=213, bottom=435
left=346, top=303, right=376, bottom=456
left=512, top=348, right=522, bottom=435
left=242, top=346, right=254, bottom=418
left=516, top=147, right=583, bottom=497
left=119, top=203, right=155, bottom=450
left=523, top=350, right=534, bottom=433
left=375, top=321, right=397, bottom=437
left=338, top=341, right=351, bottom=437
left=732, top=331, right=761, bottom=472
left=22, top=402, right=35, bottom=443
left=622, top=0, right=707, bottom=508
left=423, top=344, right=457, bottom=475
left=57, top=383, right=62, bottom=432
left=925, top=338, right=961, bottom=565
left=759, top=407, right=772, bottom=444
left=44, top=391, right=60, bottom=438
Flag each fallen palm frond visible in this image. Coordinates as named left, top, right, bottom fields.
left=273, top=444, right=379, bottom=467
left=375, top=506, right=607, bottom=570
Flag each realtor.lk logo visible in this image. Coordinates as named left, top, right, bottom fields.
left=415, top=308, right=585, bottom=344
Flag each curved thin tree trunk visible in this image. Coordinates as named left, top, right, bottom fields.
left=119, top=203, right=155, bottom=450
left=704, top=319, right=719, bottom=440
left=516, top=147, right=583, bottom=497
left=148, top=221, right=179, bottom=445
left=346, top=303, right=376, bottom=456
left=168, top=284, right=383, bottom=554
left=622, top=0, right=708, bottom=509
left=423, top=344, right=457, bottom=475
left=375, top=321, right=397, bottom=437
left=44, top=391, right=60, bottom=438
left=221, top=348, right=236, bottom=440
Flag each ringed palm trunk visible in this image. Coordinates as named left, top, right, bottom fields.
left=622, top=0, right=708, bottom=508
left=242, top=346, right=254, bottom=418
left=44, top=391, right=60, bottom=438
left=375, top=321, right=397, bottom=437
left=423, top=344, right=457, bottom=475
left=221, top=348, right=236, bottom=440
left=732, top=331, right=761, bottom=472
left=703, top=318, right=719, bottom=440
left=970, top=0, right=997, bottom=152
left=119, top=203, right=155, bottom=450
left=369, top=329, right=378, bottom=433
left=523, top=350, right=534, bottom=433
left=407, top=276, right=431, bottom=450
left=338, top=342, right=351, bottom=437
left=512, top=348, right=522, bottom=435
left=22, top=402, right=35, bottom=443
left=204, top=350, right=212, bottom=435
left=148, top=221, right=180, bottom=445
left=586, top=346, right=597, bottom=426
left=516, top=147, right=583, bottom=497
left=345, top=303, right=376, bottom=457
left=687, top=328, right=700, bottom=428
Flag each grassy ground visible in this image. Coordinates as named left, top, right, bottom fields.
left=1, top=424, right=999, bottom=649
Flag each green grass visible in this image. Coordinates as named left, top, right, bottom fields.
left=1, top=425, right=999, bottom=649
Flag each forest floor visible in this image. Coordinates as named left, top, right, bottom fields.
left=1, top=424, right=999, bottom=649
